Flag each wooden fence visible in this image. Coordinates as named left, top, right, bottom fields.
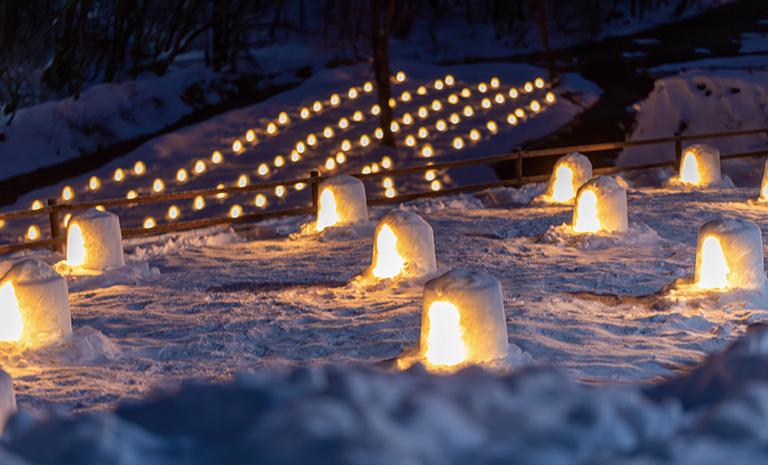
left=1, top=127, right=767, bottom=255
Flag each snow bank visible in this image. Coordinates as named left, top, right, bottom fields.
left=617, top=70, right=768, bottom=186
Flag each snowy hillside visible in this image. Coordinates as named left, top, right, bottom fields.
left=0, top=62, right=599, bottom=243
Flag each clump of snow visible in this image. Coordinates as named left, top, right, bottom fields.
left=536, top=152, right=593, bottom=205
left=66, top=209, right=125, bottom=271
left=361, top=210, right=437, bottom=283
left=43, top=326, right=120, bottom=365
left=0, top=259, right=72, bottom=347
left=398, top=268, right=529, bottom=372
left=543, top=221, right=663, bottom=250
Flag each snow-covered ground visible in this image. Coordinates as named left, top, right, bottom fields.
left=3, top=177, right=768, bottom=462
left=0, top=61, right=599, bottom=242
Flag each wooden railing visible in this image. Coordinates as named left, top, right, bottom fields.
left=1, top=126, right=767, bottom=255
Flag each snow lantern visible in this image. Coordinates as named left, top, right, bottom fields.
left=679, top=144, right=721, bottom=187
left=572, top=176, right=628, bottom=234
left=543, top=153, right=592, bottom=204
left=368, top=211, right=436, bottom=280
left=695, top=219, right=765, bottom=291
left=66, top=208, right=125, bottom=270
left=316, top=175, right=368, bottom=232
left=413, top=268, right=508, bottom=371
left=0, top=259, right=72, bottom=346
left=759, top=159, right=768, bottom=201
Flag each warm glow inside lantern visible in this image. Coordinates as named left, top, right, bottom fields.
left=315, top=175, right=368, bottom=232
left=66, top=209, right=125, bottom=271
left=398, top=268, right=509, bottom=372
left=678, top=144, right=722, bottom=187
left=695, top=219, right=765, bottom=291
left=0, top=259, right=72, bottom=347
left=367, top=211, right=436, bottom=280
left=572, top=176, right=628, bottom=234
left=542, top=153, right=593, bottom=204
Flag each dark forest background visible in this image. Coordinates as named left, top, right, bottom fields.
left=0, top=0, right=717, bottom=120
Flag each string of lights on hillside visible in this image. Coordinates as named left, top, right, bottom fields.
left=12, top=71, right=553, bottom=241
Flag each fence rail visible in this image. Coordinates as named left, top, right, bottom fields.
left=1, top=126, right=767, bottom=256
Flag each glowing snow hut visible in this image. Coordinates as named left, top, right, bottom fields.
left=0, top=259, right=72, bottom=346
left=399, top=268, right=508, bottom=372
left=368, top=211, right=436, bottom=280
left=572, top=176, right=628, bottom=234
left=695, top=219, right=765, bottom=291
left=316, top=175, right=368, bottom=232
left=66, top=209, right=125, bottom=270
left=679, top=144, right=721, bottom=187
left=543, top=153, right=592, bottom=204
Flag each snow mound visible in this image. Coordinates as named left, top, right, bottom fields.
left=542, top=222, right=663, bottom=250
left=478, top=183, right=547, bottom=207
left=1, top=365, right=685, bottom=465
left=41, top=326, right=120, bottom=365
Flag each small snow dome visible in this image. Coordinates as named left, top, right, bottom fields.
left=66, top=208, right=125, bottom=270
left=679, top=144, right=721, bottom=187
left=316, top=175, right=368, bottom=232
left=0, top=259, right=72, bottom=346
left=404, top=268, right=508, bottom=372
left=695, top=219, right=765, bottom=291
left=543, top=153, right=592, bottom=204
left=368, top=211, right=436, bottom=280
left=572, top=176, right=628, bottom=234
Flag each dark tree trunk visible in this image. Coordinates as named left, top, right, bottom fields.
left=535, top=0, right=556, bottom=84
left=371, top=0, right=396, bottom=148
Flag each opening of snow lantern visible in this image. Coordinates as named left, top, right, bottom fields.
left=759, top=159, right=768, bottom=202
left=314, top=175, right=368, bottom=232
left=544, top=153, right=592, bottom=204
left=372, top=225, right=404, bottom=278
left=678, top=144, right=722, bottom=187
left=695, top=219, right=765, bottom=291
left=423, top=301, right=467, bottom=367
left=0, top=283, right=23, bottom=342
left=0, top=260, right=72, bottom=347
left=572, top=176, right=628, bottom=234
left=65, top=209, right=125, bottom=271
left=368, top=211, right=436, bottom=280
left=397, top=268, right=508, bottom=372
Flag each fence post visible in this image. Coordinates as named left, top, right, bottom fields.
left=310, top=170, right=320, bottom=215
left=47, top=198, right=63, bottom=253
left=515, top=150, right=524, bottom=186
left=674, top=131, right=683, bottom=168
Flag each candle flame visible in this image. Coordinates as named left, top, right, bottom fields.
left=698, top=236, right=730, bottom=289
left=573, top=189, right=601, bottom=233
left=424, top=301, right=467, bottom=367
left=0, top=282, right=23, bottom=342
left=316, top=188, right=339, bottom=232
left=372, top=224, right=405, bottom=279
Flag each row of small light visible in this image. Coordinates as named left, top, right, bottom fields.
left=14, top=72, right=552, bottom=240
